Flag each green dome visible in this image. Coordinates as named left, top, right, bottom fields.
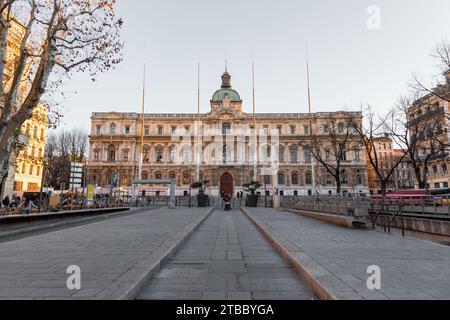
left=212, top=88, right=241, bottom=102
left=211, top=70, right=241, bottom=102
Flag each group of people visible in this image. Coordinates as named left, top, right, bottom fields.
left=1, top=195, right=38, bottom=215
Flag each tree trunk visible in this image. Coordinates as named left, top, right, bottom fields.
left=336, top=180, right=341, bottom=195
left=380, top=180, right=387, bottom=197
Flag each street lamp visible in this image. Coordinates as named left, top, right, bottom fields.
left=38, top=156, right=49, bottom=213
left=188, top=164, right=192, bottom=208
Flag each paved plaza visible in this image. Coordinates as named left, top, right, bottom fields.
left=0, top=207, right=211, bottom=299
left=1, top=205, right=450, bottom=300
left=244, top=208, right=450, bottom=300
left=138, top=210, right=315, bottom=300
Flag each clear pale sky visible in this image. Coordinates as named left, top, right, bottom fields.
left=54, top=0, right=450, bottom=132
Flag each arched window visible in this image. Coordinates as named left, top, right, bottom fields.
left=169, top=146, right=177, bottom=162
left=141, top=171, right=148, bottom=180
left=290, top=146, right=298, bottom=163
left=278, top=146, right=285, bottom=162
left=156, top=146, right=164, bottom=162
left=169, top=172, right=176, bottom=180
left=143, top=145, right=150, bottom=162
left=39, top=148, right=43, bottom=158
left=305, top=172, right=312, bottom=185
left=40, top=128, right=45, bottom=140
left=183, top=146, right=191, bottom=163
left=337, top=122, right=344, bottom=133
left=291, top=172, right=299, bottom=185
left=26, top=123, right=31, bottom=135
left=278, top=173, right=285, bottom=185
left=222, top=144, right=231, bottom=163
left=264, top=145, right=271, bottom=159
left=33, top=126, right=38, bottom=139
left=303, top=148, right=311, bottom=163
left=31, top=146, right=36, bottom=158
left=155, top=172, right=162, bottom=179
left=222, top=123, right=231, bottom=135
left=29, top=164, right=34, bottom=175
left=109, top=123, right=116, bottom=135
left=107, top=145, right=116, bottom=162
left=340, top=169, right=348, bottom=184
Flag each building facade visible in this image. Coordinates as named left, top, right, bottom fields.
left=407, top=69, right=450, bottom=190
left=1, top=18, right=48, bottom=196
left=87, top=70, right=369, bottom=196
left=366, top=134, right=415, bottom=194
left=12, top=104, right=48, bottom=192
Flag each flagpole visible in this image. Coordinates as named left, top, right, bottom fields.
left=306, top=45, right=317, bottom=194
left=139, top=64, right=146, bottom=181
left=252, top=52, right=258, bottom=182
left=195, top=62, right=201, bottom=182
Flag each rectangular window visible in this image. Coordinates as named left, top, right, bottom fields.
left=125, top=126, right=130, bottom=134
left=158, top=126, right=163, bottom=135
left=277, top=126, right=282, bottom=135
left=443, top=182, right=449, bottom=188
left=290, top=126, right=296, bottom=135
left=304, top=125, right=309, bottom=135
left=144, top=126, right=149, bottom=135
left=171, top=126, right=176, bottom=134
left=185, top=126, right=190, bottom=134
left=96, top=125, right=101, bottom=135
left=304, top=149, right=311, bottom=163
left=263, top=126, right=269, bottom=135
left=435, top=183, right=441, bottom=189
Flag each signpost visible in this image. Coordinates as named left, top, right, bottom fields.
left=70, top=162, right=84, bottom=191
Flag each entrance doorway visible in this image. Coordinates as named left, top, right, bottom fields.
left=220, top=172, right=234, bottom=196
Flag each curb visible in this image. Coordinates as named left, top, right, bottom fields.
left=0, top=208, right=139, bottom=241
left=287, top=209, right=355, bottom=228
left=95, top=207, right=215, bottom=300
left=241, top=207, right=365, bottom=300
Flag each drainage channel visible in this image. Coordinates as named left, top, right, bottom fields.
left=137, top=209, right=316, bottom=300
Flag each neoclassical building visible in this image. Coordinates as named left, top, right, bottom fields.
left=1, top=18, right=48, bottom=195
left=87, top=70, right=369, bottom=196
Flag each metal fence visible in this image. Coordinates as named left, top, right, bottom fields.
left=280, top=195, right=370, bottom=218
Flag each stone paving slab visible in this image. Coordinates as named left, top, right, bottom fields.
left=243, top=207, right=450, bottom=300
left=138, top=210, right=316, bottom=300
left=0, top=207, right=213, bottom=300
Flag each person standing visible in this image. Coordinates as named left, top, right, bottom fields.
left=2, top=196, right=10, bottom=208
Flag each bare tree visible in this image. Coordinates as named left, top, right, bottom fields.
left=45, top=127, right=87, bottom=189
left=412, top=40, right=450, bottom=103
left=386, top=95, right=448, bottom=191
left=302, top=113, right=361, bottom=195
left=352, top=106, right=408, bottom=196
left=0, top=0, right=123, bottom=194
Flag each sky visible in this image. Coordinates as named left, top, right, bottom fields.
left=53, top=0, right=450, bottom=133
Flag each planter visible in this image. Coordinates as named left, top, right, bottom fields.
left=197, top=194, right=209, bottom=207
left=246, top=194, right=259, bottom=207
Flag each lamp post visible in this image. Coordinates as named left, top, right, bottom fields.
left=38, top=156, right=49, bottom=213
left=188, top=165, right=192, bottom=208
